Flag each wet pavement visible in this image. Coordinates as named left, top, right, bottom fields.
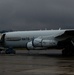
left=0, top=50, right=74, bottom=75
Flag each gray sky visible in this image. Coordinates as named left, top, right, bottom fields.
left=0, top=0, right=74, bottom=30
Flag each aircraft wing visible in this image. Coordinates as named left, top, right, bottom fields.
left=55, top=30, right=74, bottom=48
left=56, top=30, right=74, bottom=40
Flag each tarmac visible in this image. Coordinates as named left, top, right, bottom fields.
left=0, top=50, right=74, bottom=75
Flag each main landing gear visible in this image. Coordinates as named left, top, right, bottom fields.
left=59, top=38, right=74, bottom=56
left=62, top=46, right=74, bottom=56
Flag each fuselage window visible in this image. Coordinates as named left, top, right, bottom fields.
left=22, top=37, right=30, bottom=40
left=22, top=38, right=26, bottom=40
left=6, top=37, right=21, bottom=41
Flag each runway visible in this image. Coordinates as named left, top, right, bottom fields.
left=0, top=50, right=74, bottom=75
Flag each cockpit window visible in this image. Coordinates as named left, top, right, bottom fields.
left=6, top=37, right=21, bottom=41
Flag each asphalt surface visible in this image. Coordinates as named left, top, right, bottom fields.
left=0, top=50, right=74, bottom=75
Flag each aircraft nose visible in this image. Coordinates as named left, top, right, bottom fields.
left=0, top=34, right=2, bottom=47
left=0, top=34, right=2, bottom=42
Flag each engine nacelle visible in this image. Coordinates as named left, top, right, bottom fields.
left=33, top=38, right=42, bottom=47
left=27, top=41, right=46, bottom=50
left=42, top=40, right=57, bottom=47
left=27, top=41, right=34, bottom=50
left=33, top=38, right=57, bottom=47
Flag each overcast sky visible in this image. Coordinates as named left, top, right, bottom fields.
left=0, top=0, right=74, bottom=30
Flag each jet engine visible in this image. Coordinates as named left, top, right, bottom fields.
left=27, top=41, right=34, bottom=50
left=33, top=38, right=57, bottom=47
left=27, top=41, right=46, bottom=50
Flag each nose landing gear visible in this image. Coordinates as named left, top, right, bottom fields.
left=5, top=48, right=16, bottom=54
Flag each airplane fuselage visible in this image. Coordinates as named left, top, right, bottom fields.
left=4, top=30, right=65, bottom=48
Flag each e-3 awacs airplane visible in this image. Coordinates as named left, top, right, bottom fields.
left=0, top=29, right=74, bottom=56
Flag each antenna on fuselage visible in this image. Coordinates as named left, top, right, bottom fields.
left=59, top=28, right=61, bottom=30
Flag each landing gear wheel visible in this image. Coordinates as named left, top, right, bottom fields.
left=5, top=48, right=16, bottom=54
left=62, top=48, right=74, bottom=56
